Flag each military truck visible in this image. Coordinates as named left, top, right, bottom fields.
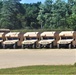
left=0, top=29, right=10, bottom=33
left=0, top=32, right=6, bottom=48
left=22, top=32, right=39, bottom=48
left=2, top=32, right=23, bottom=49
left=38, top=31, right=57, bottom=48
left=0, top=29, right=10, bottom=48
left=57, top=31, right=74, bottom=48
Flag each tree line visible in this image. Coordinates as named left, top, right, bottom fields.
left=0, top=0, right=76, bottom=30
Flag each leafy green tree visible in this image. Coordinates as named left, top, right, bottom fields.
left=0, top=0, right=22, bottom=29
left=0, top=0, right=76, bottom=30
left=0, top=1, right=2, bottom=20
left=23, top=2, right=41, bottom=29
left=66, top=0, right=76, bottom=29
left=53, top=0, right=67, bottom=29
left=0, top=0, right=12, bottom=28
left=37, top=4, right=45, bottom=29
left=37, top=0, right=54, bottom=29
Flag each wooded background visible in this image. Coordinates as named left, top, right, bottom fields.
left=0, top=0, right=76, bottom=30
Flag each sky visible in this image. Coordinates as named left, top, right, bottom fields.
left=20, top=0, right=45, bottom=4
left=20, top=0, right=67, bottom=4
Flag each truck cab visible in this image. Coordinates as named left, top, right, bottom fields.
left=0, top=33, right=6, bottom=48
left=22, top=32, right=39, bottom=48
left=57, top=31, right=74, bottom=48
left=38, top=31, right=56, bottom=48
left=2, top=32, right=23, bottom=49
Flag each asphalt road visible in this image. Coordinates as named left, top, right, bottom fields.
left=0, top=49, right=76, bottom=69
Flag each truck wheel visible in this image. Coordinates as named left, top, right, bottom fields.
left=3, top=44, right=6, bottom=49
left=39, top=44, right=42, bottom=48
left=22, top=44, right=25, bottom=49
left=57, top=44, right=60, bottom=48
left=13, top=44, right=16, bottom=49
left=13, top=43, right=17, bottom=49
left=49, top=42, right=54, bottom=48
left=69, top=44, right=71, bottom=49
left=32, top=44, right=34, bottom=48
left=73, top=45, right=75, bottom=48
left=32, top=43, right=36, bottom=49
left=49, top=44, right=52, bottom=48
left=13, top=42, right=17, bottom=49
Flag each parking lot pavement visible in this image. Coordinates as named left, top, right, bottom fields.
left=0, top=49, right=76, bottom=69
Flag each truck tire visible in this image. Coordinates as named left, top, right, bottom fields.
left=32, top=43, right=36, bottom=49
left=69, top=44, right=71, bottom=49
left=13, top=43, right=17, bottom=49
left=32, top=44, right=34, bottom=48
left=13, top=44, right=16, bottom=49
left=49, top=44, right=52, bottom=48
left=3, top=44, right=6, bottom=49
left=22, top=44, right=25, bottom=49
left=39, top=44, right=42, bottom=48
left=57, top=44, right=60, bottom=48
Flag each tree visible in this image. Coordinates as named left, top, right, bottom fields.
left=37, top=4, right=45, bottom=29
left=0, top=0, right=22, bottom=29
left=53, top=0, right=67, bottom=29
left=0, top=1, right=2, bottom=20
left=23, top=2, right=41, bottom=29
left=0, top=0, right=76, bottom=30
left=37, top=0, right=54, bottom=29
left=67, top=13, right=76, bottom=29
left=0, top=0, right=12, bottom=28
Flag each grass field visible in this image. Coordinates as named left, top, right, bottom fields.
left=11, top=28, right=73, bottom=32
left=0, top=65, right=76, bottom=74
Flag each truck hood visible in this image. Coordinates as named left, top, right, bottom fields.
left=3, top=40, right=18, bottom=44
left=22, top=39, right=37, bottom=44
left=0, top=40, right=3, bottom=43
left=38, top=39, right=55, bottom=44
left=57, top=39, right=73, bottom=44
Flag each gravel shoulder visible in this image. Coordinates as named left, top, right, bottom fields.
left=0, top=49, right=76, bottom=69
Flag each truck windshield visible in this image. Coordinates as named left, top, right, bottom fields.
left=43, top=37, right=54, bottom=40
left=61, top=37, right=73, bottom=40
left=0, top=38, right=2, bottom=40
left=7, top=37, right=18, bottom=40
left=25, top=37, right=37, bottom=40
left=31, top=37, right=37, bottom=40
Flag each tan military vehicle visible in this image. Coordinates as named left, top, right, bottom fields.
left=57, top=31, right=74, bottom=48
left=72, top=31, right=76, bottom=48
left=2, top=32, right=23, bottom=49
left=0, top=29, right=10, bottom=48
left=38, top=31, right=57, bottom=48
left=0, top=32, right=6, bottom=48
left=0, top=29, right=10, bottom=33
left=22, top=32, right=39, bottom=48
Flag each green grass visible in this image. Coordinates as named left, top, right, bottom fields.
left=11, top=28, right=73, bottom=32
left=0, top=65, right=76, bottom=74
